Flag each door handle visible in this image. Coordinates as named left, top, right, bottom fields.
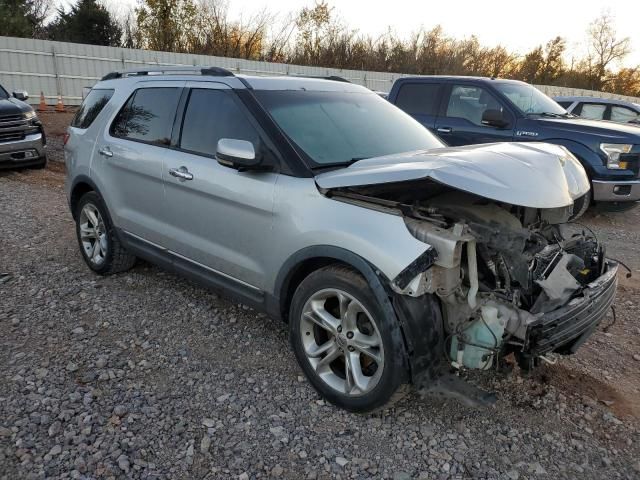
left=98, top=146, right=113, bottom=158
left=169, top=166, right=194, bottom=181
left=437, top=127, right=452, bottom=134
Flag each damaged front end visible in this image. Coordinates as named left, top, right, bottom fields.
left=325, top=183, right=617, bottom=374
left=397, top=191, right=617, bottom=371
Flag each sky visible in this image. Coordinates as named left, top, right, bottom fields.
left=104, top=0, right=640, bottom=67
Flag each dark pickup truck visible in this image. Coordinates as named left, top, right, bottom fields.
left=387, top=76, right=640, bottom=211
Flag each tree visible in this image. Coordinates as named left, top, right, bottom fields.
left=586, top=12, right=632, bottom=90
left=135, top=0, right=198, bottom=52
left=0, top=0, right=51, bottom=38
left=47, top=0, right=122, bottom=46
left=519, top=37, right=566, bottom=84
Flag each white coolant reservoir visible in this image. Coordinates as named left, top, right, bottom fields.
left=450, top=305, right=507, bottom=370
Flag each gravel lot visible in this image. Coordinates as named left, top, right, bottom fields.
left=1, top=114, right=640, bottom=479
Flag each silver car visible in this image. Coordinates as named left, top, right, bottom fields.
left=65, top=67, right=618, bottom=412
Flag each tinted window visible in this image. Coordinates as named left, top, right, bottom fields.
left=395, top=83, right=441, bottom=115
left=0, top=84, right=8, bottom=99
left=111, top=88, right=181, bottom=145
left=445, top=85, right=503, bottom=126
left=579, top=103, right=607, bottom=120
left=556, top=101, right=573, bottom=109
left=254, top=90, right=444, bottom=166
left=72, top=89, right=113, bottom=129
left=610, top=106, right=639, bottom=123
left=179, top=89, right=259, bottom=156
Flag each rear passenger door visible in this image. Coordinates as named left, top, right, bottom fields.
left=94, top=81, right=183, bottom=247
left=434, top=83, right=515, bottom=146
left=162, top=82, right=278, bottom=290
left=392, top=82, right=443, bottom=131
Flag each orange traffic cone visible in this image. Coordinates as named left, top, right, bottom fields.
left=38, top=92, right=48, bottom=112
left=55, top=95, right=65, bottom=113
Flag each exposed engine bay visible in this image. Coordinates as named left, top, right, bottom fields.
left=327, top=180, right=618, bottom=372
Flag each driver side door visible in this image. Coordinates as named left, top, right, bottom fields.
left=434, top=84, right=515, bottom=146
left=162, top=82, right=278, bottom=291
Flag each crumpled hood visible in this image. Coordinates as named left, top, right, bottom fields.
left=315, top=142, right=591, bottom=209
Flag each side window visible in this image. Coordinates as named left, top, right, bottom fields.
left=610, top=106, right=639, bottom=123
left=111, top=87, right=181, bottom=146
left=179, top=89, right=259, bottom=157
left=578, top=103, right=607, bottom=121
left=556, top=101, right=573, bottom=109
left=394, top=83, right=441, bottom=115
left=71, top=89, right=114, bottom=129
left=445, top=85, right=503, bottom=126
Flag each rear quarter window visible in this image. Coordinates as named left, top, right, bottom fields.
left=71, top=89, right=114, bottom=129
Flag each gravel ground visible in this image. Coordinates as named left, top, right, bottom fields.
left=1, top=116, right=640, bottom=479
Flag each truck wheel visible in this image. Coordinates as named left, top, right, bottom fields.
left=289, top=265, right=409, bottom=412
left=75, top=191, right=136, bottom=275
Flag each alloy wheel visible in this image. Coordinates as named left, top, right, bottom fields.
left=300, top=288, right=385, bottom=396
left=79, top=203, right=108, bottom=266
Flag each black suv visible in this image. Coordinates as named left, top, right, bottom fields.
left=388, top=77, right=640, bottom=211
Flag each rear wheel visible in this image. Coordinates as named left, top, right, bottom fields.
left=75, top=191, right=136, bottom=275
left=289, top=265, right=408, bottom=412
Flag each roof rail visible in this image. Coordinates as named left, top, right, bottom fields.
left=100, top=66, right=234, bottom=81
left=287, top=74, right=351, bottom=83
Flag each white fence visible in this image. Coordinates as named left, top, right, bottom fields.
left=1, top=35, right=639, bottom=106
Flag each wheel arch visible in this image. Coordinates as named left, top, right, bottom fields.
left=272, top=245, right=415, bottom=379
left=69, top=175, right=100, bottom=220
left=273, top=245, right=391, bottom=324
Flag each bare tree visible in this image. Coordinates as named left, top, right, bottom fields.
left=587, top=12, right=632, bottom=89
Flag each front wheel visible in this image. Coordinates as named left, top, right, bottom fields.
left=289, top=265, right=409, bottom=412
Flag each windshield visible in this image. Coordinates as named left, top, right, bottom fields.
left=495, top=83, right=567, bottom=116
left=254, top=90, right=444, bottom=166
left=0, top=84, right=8, bottom=99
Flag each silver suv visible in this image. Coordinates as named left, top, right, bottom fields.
left=65, top=67, right=618, bottom=412
left=0, top=84, right=46, bottom=169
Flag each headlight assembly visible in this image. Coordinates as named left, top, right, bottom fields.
left=600, top=143, right=632, bottom=169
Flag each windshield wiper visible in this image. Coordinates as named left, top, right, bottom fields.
left=311, top=157, right=369, bottom=171
left=526, top=112, right=571, bottom=118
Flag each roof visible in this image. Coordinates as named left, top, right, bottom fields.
left=394, top=75, right=527, bottom=84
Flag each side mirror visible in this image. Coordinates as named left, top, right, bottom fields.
left=13, top=90, right=28, bottom=101
left=481, top=109, right=509, bottom=128
left=216, top=138, right=262, bottom=171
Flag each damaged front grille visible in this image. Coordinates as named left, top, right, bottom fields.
left=527, top=262, right=617, bottom=355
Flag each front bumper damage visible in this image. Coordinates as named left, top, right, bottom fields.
left=526, top=261, right=618, bottom=356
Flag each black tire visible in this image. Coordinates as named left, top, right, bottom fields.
left=289, top=265, right=409, bottom=413
left=75, top=191, right=136, bottom=275
left=32, top=156, right=47, bottom=170
left=569, top=189, right=590, bottom=221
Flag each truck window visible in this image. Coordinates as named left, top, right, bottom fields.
left=578, top=103, right=607, bottom=121
left=445, top=85, right=502, bottom=126
left=610, top=106, right=639, bottom=123
left=394, top=83, right=441, bottom=115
